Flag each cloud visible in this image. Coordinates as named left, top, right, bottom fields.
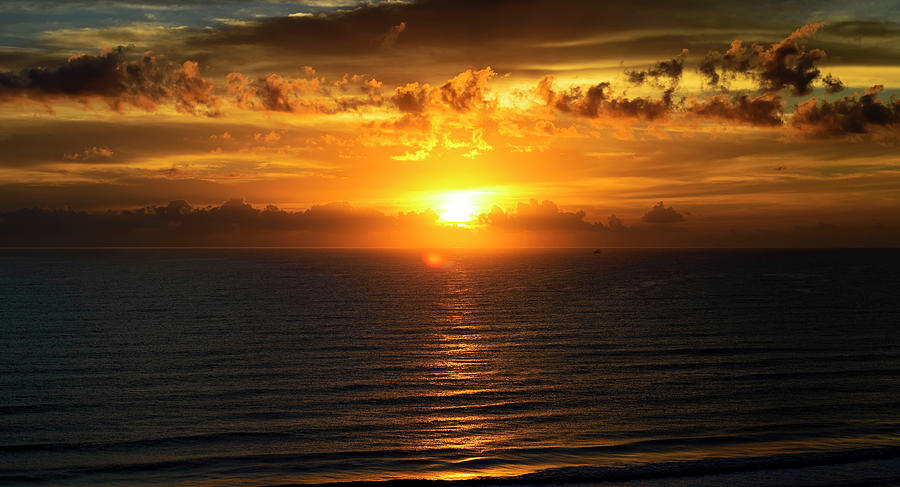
left=387, top=67, right=497, bottom=115
left=534, top=27, right=877, bottom=131
left=790, top=85, right=900, bottom=138
left=821, top=73, right=844, bottom=94
left=0, top=198, right=403, bottom=246
left=438, top=67, right=497, bottom=112
left=174, top=60, right=220, bottom=116
left=2, top=198, right=602, bottom=246
left=0, top=197, right=609, bottom=247
left=4, top=196, right=900, bottom=247
left=607, top=214, right=625, bottom=230
left=626, top=49, right=688, bottom=89
left=225, top=70, right=383, bottom=113
left=477, top=199, right=604, bottom=232
left=538, top=76, right=670, bottom=120
left=379, top=21, right=407, bottom=49
left=369, top=67, right=501, bottom=160
left=226, top=71, right=326, bottom=112
left=391, top=81, right=429, bottom=113
left=699, top=23, right=828, bottom=96
left=1, top=19, right=891, bottom=142
left=686, top=93, right=784, bottom=126
left=641, top=201, right=685, bottom=223
left=0, top=47, right=219, bottom=115
left=64, top=146, right=114, bottom=161
left=182, top=0, right=899, bottom=76
left=333, top=73, right=385, bottom=110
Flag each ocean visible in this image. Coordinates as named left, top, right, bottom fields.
left=1, top=248, right=899, bottom=486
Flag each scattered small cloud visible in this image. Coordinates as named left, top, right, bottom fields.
left=64, top=146, right=114, bottom=160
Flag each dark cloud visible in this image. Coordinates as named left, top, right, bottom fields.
left=536, top=39, right=792, bottom=126
left=535, top=24, right=891, bottom=130
left=626, top=49, right=688, bottom=89
left=154, top=0, right=895, bottom=87
left=538, top=77, right=670, bottom=120
left=699, top=23, right=827, bottom=96
left=196, top=0, right=711, bottom=53
left=0, top=197, right=605, bottom=246
left=686, top=93, right=784, bottom=126
left=477, top=199, right=605, bottom=232
left=821, top=73, right=844, bottom=94
left=607, top=214, right=625, bottom=230
left=183, top=0, right=844, bottom=83
left=642, top=201, right=685, bottom=223
left=790, top=85, right=900, bottom=138
left=6, top=2, right=894, bottom=88
left=0, top=198, right=434, bottom=246
left=4, top=196, right=900, bottom=247
left=0, top=47, right=219, bottom=115
left=0, top=47, right=163, bottom=109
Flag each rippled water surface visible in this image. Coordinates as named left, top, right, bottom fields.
left=1, top=249, right=899, bottom=486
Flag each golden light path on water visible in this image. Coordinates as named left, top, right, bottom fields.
left=413, top=255, right=532, bottom=481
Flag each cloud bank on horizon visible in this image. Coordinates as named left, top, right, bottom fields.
left=0, top=0, right=899, bottom=246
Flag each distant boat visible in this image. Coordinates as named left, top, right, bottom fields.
left=593, top=249, right=602, bottom=254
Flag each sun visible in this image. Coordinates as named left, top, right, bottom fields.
left=439, top=191, right=478, bottom=224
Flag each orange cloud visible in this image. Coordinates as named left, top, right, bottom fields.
left=64, top=146, right=114, bottom=161
left=391, top=82, right=430, bottom=113
left=226, top=72, right=328, bottom=112
left=225, top=70, right=383, bottom=113
left=174, top=60, right=220, bottom=116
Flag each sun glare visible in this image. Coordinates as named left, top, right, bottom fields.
left=421, top=251, right=446, bottom=268
left=439, top=191, right=478, bottom=224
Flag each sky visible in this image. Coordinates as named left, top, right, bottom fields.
left=0, top=0, right=899, bottom=246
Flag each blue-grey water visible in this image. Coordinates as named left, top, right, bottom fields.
left=1, top=248, right=899, bottom=486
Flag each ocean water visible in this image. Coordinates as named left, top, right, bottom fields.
left=1, top=248, right=899, bottom=486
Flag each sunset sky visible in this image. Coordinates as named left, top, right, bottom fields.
left=1, top=0, right=899, bottom=246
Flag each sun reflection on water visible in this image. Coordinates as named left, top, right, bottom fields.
left=413, top=263, right=520, bottom=479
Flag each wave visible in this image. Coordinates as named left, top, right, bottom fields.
left=5, top=440, right=900, bottom=486
left=263, top=446, right=900, bottom=486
